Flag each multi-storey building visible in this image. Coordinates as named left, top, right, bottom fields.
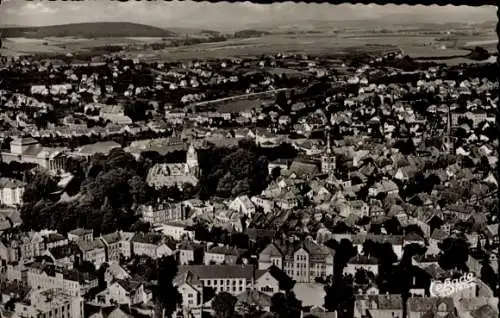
left=14, top=288, right=83, bottom=318
left=100, top=231, right=133, bottom=262
left=258, top=238, right=335, bottom=283
left=0, top=177, right=25, bottom=207
left=138, top=202, right=184, bottom=225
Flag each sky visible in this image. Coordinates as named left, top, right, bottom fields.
left=0, top=1, right=495, bottom=30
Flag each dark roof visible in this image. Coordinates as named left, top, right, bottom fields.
left=245, top=228, right=276, bottom=241
left=407, top=297, right=455, bottom=313
left=236, top=290, right=272, bottom=307
left=44, top=233, right=67, bottom=244
left=178, top=264, right=255, bottom=280
left=470, top=304, right=498, bottom=318
left=351, top=234, right=404, bottom=245
left=256, top=265, right=295, bottom=290
left=116, top=279, right=142, bottom=293
left=101, top=232, right=121, bottom=245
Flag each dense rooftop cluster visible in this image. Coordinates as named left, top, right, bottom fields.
left=0, top=49, right=498, bottom=318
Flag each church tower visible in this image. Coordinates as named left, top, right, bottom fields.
left=442, top=105, right=454, bottom=154
left=186, top=143, right=200, bottom=177
left=321, top=126, right=336, bottom=175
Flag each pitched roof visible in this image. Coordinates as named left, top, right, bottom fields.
left=407, top=297, right=455, bottom=313
left=236, top=290, right=272, bottom=307
left=177, top=264, right=255, bottom=280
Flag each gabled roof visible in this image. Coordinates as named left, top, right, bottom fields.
left=255, top=265, right=295, bottom=290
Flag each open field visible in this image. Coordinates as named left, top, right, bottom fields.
left=1, top=29, right=496, bottom=62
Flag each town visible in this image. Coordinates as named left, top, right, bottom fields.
left=0, top=24, right=499, bottom=318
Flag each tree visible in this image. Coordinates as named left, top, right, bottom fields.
left=270, top=291, right=301, bottom=318
left=324, top=276, right=355, bottom=317
left=480, top=259, right=498, bottom=295
left=275, top=91, right=289, bottom=112
left=22, top=171, right=59, bottom=204
left=212, top=292, right=237, bottom=318
left=438, top=237, right=470, bottom=272
left=157, top=255, right=182, bottom=318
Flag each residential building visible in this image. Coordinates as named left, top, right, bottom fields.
left=138, top=202, right=184, bottom=225
left=0, top=178, right=25, bottom=207
left=76, top=239, right=106, bottom=269
left=14, top=288, right=83, bottom=318
left=156, top=221, right=195, bottom=241
left=131, top=232, right=175, bottom=259
left=94, top=280, right=152, bottom=307
left=204, top=245, right=244, bottom=265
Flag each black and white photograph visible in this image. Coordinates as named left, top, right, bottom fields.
left=0, top=1, right=498, bottom=318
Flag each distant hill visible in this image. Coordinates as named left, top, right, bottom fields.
left=0, top=22, right=177, bottom=38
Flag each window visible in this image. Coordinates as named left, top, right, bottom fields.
left=213, top=280, right=217, bottom=285
left=220, top=280, right=224, bottom=285
left=226, top=280, right=230, bottom=285
left=261, top=286, right=274, bottom=293
left=188, top=293, right=193, bottom=298
left=206, top=280, right=211, bottom=286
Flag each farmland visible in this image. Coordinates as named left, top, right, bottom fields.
left=0, top=22, right=496, bottom=64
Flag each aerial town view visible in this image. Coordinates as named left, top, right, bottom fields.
left=0, top=1, right=498, bottom=318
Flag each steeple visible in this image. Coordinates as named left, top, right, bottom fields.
left=321, top=126, right=336, bottom=175
left=325, top=125, right=332, bottom=154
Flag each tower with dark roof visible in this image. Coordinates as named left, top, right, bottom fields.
left=321, top=126, right=336, bottom=175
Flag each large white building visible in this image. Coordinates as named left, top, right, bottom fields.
left=0, top=177, right=25, bottom=206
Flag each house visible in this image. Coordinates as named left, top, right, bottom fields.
left=236, top=290, right=272, bottom=312
left=250, top=195, right=275, bottom=214
left=95, top=280, right=152, bottom=306
left=156, top=221, right=195, bottom=241
left=258, top=238, right=335, bottom=283
left=0, top=231, right=44, bottom=262
left=138, top=202, right=184, bottom=225
left=173, top=270, right=203, bottom=318
left=46, top=242, right=80, bottom=270
left=407, top=297, right=456, bottom=318
left=177, top=241, right=204, bottom=265
left=0, top=178, right=25, bottom=207
left=369, top=179, right=399, bottom=197
left=131, top=232, right=175, bottom=259
left=229, top=195, right=256, bottom=217
left=68, top=228, right=94, bottom=242
left=42, top=233, right=69, bottom=250
left=352, top=234, right=404, bottom=260
left=6, top=261, right=96, bottom=298
left=100, top=231, right=133, bottom=263
left=268, top=159, right=289, bottom=175
left=103, top=261, right=130, bottom=283
left=204, top=245, right=244, bottom=265
left=254, top=265, right=295, bottom=296
left=403, top=233, right=426, bottom=247
left=344, top=255, right=379, bottom=276
left=76, top=239, right=106, bottom=269
left=14, top=288, right=83, bottom=318
left=354, top=294, right=403, bottom=318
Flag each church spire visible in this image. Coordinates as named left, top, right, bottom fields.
left=325, top=125, right=332, bottom=154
